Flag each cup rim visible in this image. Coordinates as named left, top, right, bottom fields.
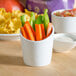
left=51, top=9, right=76, bottom=18
left=20, top=26, right=54, bottom=43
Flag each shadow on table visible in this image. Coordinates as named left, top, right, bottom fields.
left=0, top=55, right=25, bottom=66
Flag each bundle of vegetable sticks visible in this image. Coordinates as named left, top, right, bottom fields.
left=20, top=9, right=52, bottom=41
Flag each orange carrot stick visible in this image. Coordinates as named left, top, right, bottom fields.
left=47, top=23, right=52, bottom=37
left=21, top=27, right=28, bottom=39
left=24, top=21, right=35, bottom=41
left=25, top=21, right=36, bottom=37
left=41, top=24, right=45, bottom=39
left=35, top=24, right=42, bottom=41
left=29, top=25, right=36, bottom=38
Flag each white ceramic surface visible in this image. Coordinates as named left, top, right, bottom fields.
left=54, top=33, right=76, bottom=53
left=0, top=34, right=20, bottom=40
left=20, top=27, right=54, bottom=67
left=52, top=9, right=76, bottom=33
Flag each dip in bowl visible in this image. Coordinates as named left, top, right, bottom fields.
left=52, top=9, right=76, bottom=33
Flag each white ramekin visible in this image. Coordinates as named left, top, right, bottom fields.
left=20, top=26, right=54, bottom=67
left=53, top=33, right=76, bottom=53
left=52, top=9, right=76, bottom=33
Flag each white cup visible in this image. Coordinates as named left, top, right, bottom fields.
left=20, top=26, right=54, bottom=67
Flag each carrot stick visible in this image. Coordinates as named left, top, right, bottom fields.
left=24, top=21, right=35, bottom=41
left=35, top=24, right=42, bottom=41
left=47, top=23, right=52, bottom=37
left=41, top=24, right=45, bottom=39
left=26, top=21, right=36, bottom=37
left=29, top=25, right=36, bottom=38
left=21, top=27, right=28, bottom=39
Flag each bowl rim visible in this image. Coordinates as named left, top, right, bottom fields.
left=0, top=34, right=20, bottom=36
left=20, top=26, right=54, bottom=43
left=51, top=9, right=76, bottom=18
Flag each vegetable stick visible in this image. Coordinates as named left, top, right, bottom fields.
left=35, top=24, right=42, bottom=41
left=21, top=27, right=28, bottom=39
left=29, top=12, right=35, bottom=30
left=20, top=15, right=26, bottom=27
left=43, top=9, right=50, bottom=31
left=47, top=23, right=52, bottom=37
left=24, top=21, right=35, bottom=41
left=29, top=24, right=36, bottom=38
left=41, top=24, right=45, bottom=39
left=26, top=21, right=36, bottom=38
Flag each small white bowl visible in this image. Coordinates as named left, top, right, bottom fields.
left=53, top=33, right=76, bottom=53
left=52, top=9, right=76, bottom=33
left=20, top=26, right=54, bottom=67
